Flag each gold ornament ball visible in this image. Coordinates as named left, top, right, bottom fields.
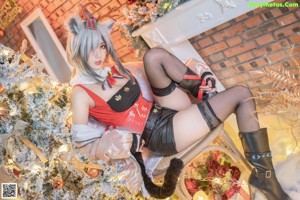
left=52, top=177, right=64, bottom=190
left=87, top=168, right=100, bottom=178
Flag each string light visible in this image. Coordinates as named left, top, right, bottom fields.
left=2, top=49, right=10, bottom=56
left=58, top=144, right=68, bottom=153
left=31, top=165, right=42, bottom=174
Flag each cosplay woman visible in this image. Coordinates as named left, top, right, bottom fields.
left=66, top=8, right=290, bottom=200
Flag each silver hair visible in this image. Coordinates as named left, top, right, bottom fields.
left=66, top=16, right=134, bottom=83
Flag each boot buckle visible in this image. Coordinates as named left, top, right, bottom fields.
left=266, top=170, right=272, bottom=178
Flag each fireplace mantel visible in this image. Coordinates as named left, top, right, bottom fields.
left=132, top=0, right=272, bottom=90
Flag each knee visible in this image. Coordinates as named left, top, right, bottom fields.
left=143, top=47, right=167, bottom=65
left=234, top=85, right=254, bottom=100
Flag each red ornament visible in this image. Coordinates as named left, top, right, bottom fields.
left=13, top=168, right=20, bottom=177
left=127, top=0, right=136, bottom=4
left=52, top=177, right=64, bottom=190
left=0, top=29, right=4, bottom=37
left=87, top=168, right=100, bottom=178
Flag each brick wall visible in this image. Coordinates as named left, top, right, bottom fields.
left=0, top=0, right=139, bottom=62
left=189, top=0, right=300, bottom=91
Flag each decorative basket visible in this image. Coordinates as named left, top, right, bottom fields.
left=177, top=147, right=250, bottom=200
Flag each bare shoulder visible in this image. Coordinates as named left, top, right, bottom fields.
left=71, top=86, right=90, bottom=106
left=71, top=86, right=90, bottom=124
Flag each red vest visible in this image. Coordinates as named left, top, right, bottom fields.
left=76, top=84, right=152, bottom=134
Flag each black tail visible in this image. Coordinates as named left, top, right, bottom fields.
left=132, top=152, right=184, bottom=199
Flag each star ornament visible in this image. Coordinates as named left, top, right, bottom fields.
left=214, top=0, right=236, bottom=13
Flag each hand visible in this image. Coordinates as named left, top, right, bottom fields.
left=200, top=80, right=217, bottom=94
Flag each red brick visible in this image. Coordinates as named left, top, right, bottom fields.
left=287, top=46, right=300, bottom=56
left=98, top=1, right=121, bottom=20
left=276, top=13, right=298, bottom=27
left=220, top=67, right=240, bottom=78
left=62, top=1, right=74, bottom=11
left=281, top=58, right=300, bottom=68
left=223, top=57, right=239, bottom=68
left=209, top=52, right=225, bottom=63
left=237, top=52, right=254, bottom=63
left=246, top=78, right=265, bottom=89
left=265, top=41, right=285, bottom=52
left=213, top=21, right=231, bottom=32
left=46, top=4, right=56, bottom=13
left=113, top=40, right=125, bottom=50
left=242, top=27, right=261, bottom=40
left=226, top=36, right=242, bottom=47
left=235, top=13, right=248, bottom=22
left=243, top=15, right=263, bottom=29
left=202, top=58, right=212, bottom=66
left=241, top=57, right=267, bottom=72
left=213, top=71, right=224, bottom=79
left=274, top=23, right=300, bottom=39
left=118, top=0, right=128, bottom=4
left=259, top=20, right=280, bottom=33
left=197, top=37, right=213, bottom=48
left=212, top=23, right=245, bottom=42
left=255, top=34, right=274, bottom=46
left=252, top=57, right=268, bottom=68
left=234, top=64, right=252, bottom=72
left=296, top=9, right=300, bottom=18
left=252, top=7, right=264, bottom=14
left=98, top=0, right=112, bottom=6
left=189, top=34, right=203, bottom=43
left=253, top=47, right=268, bottom=57
left=225, top=73, right=250, bottom=86
left=191, top=42, right=200, bottom=51
left=268, top=51, right=288, bottom=63
left=199, top=42, right=228, bottom=57
left=248, top=69, right=265, bottom=79
left=111, top=31, right=123, bottom=41
left=224, top=41, right=256, bottom=57
left=289, top=34, right=300, bottom=45
left=209, top=63, right=223, bottom=71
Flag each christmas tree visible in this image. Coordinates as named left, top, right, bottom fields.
left=0, top=43, right=149, bottom=200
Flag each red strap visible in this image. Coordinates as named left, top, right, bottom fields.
left=197, top=80, right=206, bottom=100
left=183, top=74, right=201, bottom=80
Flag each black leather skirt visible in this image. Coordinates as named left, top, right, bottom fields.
left=141, top=104, right=178, bottom=156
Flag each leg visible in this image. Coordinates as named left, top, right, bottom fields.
left=143, top=47, right=215, bottom=107
left=173, top=86, right=290, bottom=200
left=143, top=47, right=193, bottom=110
left=173, top=85, right=257, bottom=151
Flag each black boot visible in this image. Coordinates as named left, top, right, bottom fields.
left=179, top=67, right=216, bottom=100
left=239, top=128, right=291, bottom=200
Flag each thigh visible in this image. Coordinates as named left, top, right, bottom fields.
left=154, top=87, right=192, bottom=111
left=172, top=104, right=211, bottom=152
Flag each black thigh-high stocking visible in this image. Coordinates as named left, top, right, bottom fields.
left=143, top=47, right=188, bottom=90
left=205, top=85, right=260, bottom=132
left=143, top=47, right=259, bottom=132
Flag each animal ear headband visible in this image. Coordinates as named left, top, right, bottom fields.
left=68, top=2, right=115, bottom=36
